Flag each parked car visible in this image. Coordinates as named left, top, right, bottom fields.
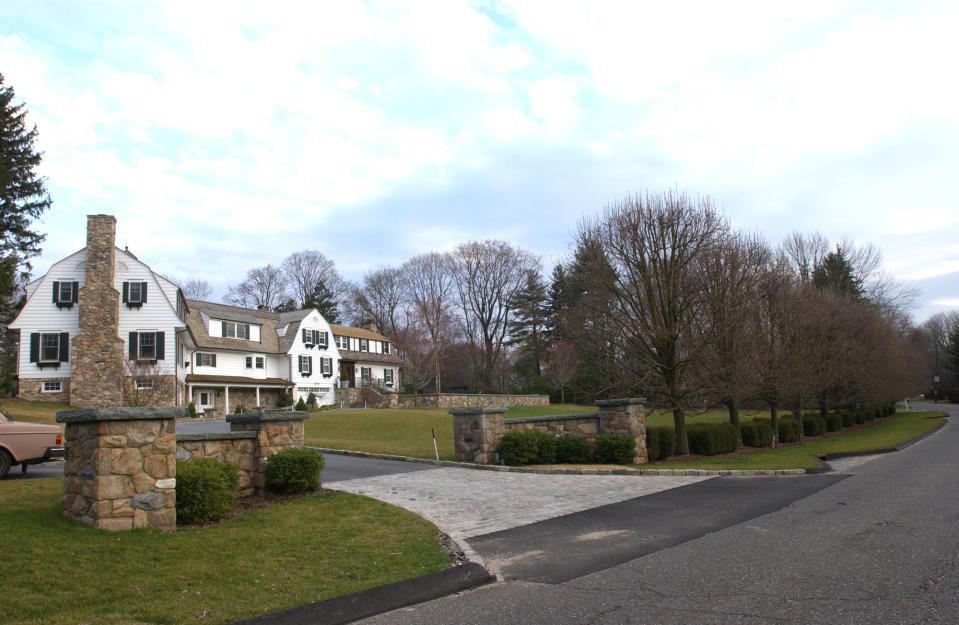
left=0, top=411, right=64, bottom=478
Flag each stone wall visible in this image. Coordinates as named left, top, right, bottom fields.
left=336, top=386, right=398, bottom=409
left=400, top=393, right=549, bottom=409
left=220, top=410, right=308, bottom=495
left=17, top=378, right=70, bottom=402
left=57, top=406, right=182, bottom=532
left=451, top=398, right=648, bottom=465
left=176, top=433, right=257, bottom=497
left=70, top=215, right=125, bottom=408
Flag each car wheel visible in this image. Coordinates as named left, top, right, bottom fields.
left=0, top=449, right=11, bottom=479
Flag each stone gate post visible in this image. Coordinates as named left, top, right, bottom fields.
left=596, top=397, right=648, bottom=464
left=450, top=406, right=506, bottom=464
left=226, top=409, right=308, bottom=495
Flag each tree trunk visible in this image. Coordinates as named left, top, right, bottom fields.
left=725, top=397, right=742, bottom=447
left=769, top=401, right=779, bottom=448
left=673, top=408, right=689, bottom=455
left=793, top=403, right=804, bottom=441
left=560, top=386, right=565, bottom=404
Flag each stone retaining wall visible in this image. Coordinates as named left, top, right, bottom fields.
left=400, top=393, right=549, bottom=409
left=57, top=406, right=309, bottom=532
left=451, top=398, right=648, bottom=465
left=17, top=377, right=71, bottom=402
left=57, top=406, right=182, bottom=532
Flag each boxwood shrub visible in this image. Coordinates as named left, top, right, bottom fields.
left=686, top=423, right=739, bottom=455
left=176, top=458, right=240, bottom=525
left=265, top=447, right=325, bottom=494
left=803, top=415, right=827, bottom=437
left=778, top=418, right=802, bottom=443
left=825, top=412, right=843, bottom=432
left=593, top=433, right=636, bottom=464
left=555, top=433, right=590, bottom=464
left=740, top=420, right=773, bottom=447
left=646, top=426, right=675, bottom=461
left=498, top=430, right=557, bottom=466
left=855, top=409, right=866, bottom=425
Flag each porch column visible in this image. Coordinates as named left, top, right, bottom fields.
left=225, top=386, right=230, bottom=415
left=255, top=387, right=261, bottom=407
left=188, top=384, right=193, bottom=402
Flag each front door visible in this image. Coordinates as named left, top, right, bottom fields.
left=340, top=362, right=355, bottom=388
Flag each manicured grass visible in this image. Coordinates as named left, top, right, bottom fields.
left=305, top=405, right=593, bottom=460
left=0, top=479, right=450, bottom=625
left=646, top=411, right=946, bottom=470
left=646, top=408, right=772, bottom=428
left=0, top=398, right=71, bottom=426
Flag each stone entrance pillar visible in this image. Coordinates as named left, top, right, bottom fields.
left=57, top=407, right=183, bottom=531
left=450, top=406, right=506, bottom=464
left=596, top=397, right=648, bottom=464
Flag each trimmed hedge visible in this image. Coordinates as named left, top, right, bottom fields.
left=855, top=410, right=865, bottom=425
left=803, top=415, right=827, bottom=437
left=686, top=423, right=739, bottom=456
left=265, top=448, right=324, bottom=494
left=740, top=420, right=773, bottom=447
left=646, top=426, right=675, bottom=461
left=825, top=412, right=843, bottom=432
left=593, top=433, right=636, bottom=464
left=778, top=418, right=802, bottom=443
left=841, top=410, right=855, bottom=427
left=498, top=430, right=557, bottom=466
left=555, top=433, right=590, bottom=464
left=176, top=458, right=239, bottom=525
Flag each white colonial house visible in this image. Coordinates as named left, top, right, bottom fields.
left=7, top=214, right=400, bottom=413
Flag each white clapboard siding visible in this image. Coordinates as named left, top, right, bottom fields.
left=289, top=310, right=340, bottom=388
left=9, top=251, right=87, bottom=379
left=152, top=273, right=182, bottom=314
left=115, top=250, right=185, bottom=377
left=266, top=354, right=289, bottom=380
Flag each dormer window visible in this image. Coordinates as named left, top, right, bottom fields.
left=122, top=281, right=148, bottom=308
left=359, top=338, right=369, bottom=352
left=222, top=321, right=251, bottom=340
left=302, top=329, right=328, bottom=348
left=52, top=281, right=79, bottom=309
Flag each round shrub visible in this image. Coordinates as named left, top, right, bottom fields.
left=841, top=410, right=855, bottom=427
left=176, top=458, right=240, bottom=525
left=855, top=409, right=865, bottom=425
left=740, top=420, right=773, bottom=447
left=265, top=448, right=325, bottom=494
left=803, top=415, right=827, bottom=437
left=555, top=433, right=590, bottom=464
left=646, top=426, right=676, bottom=461
left=864, top=408, right=877, bottom=421
left=497, top=430, right=556, bottom=466
left=295, top=397, right=308, bottom=411
left=686, top=423, right=739, bottom=455
left=593, top=433, right=636, bottom=464
left=825, top=412, right=843, bottom=432
left=778, top=418, right=802, bottom=444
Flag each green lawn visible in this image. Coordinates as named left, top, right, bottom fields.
left=305, top=404, right=594, bottom=460
left=0, top=398, right=71, bottom=426
left=648, top=410, right=946, bottom=470
left=0, top=479, right=450, bottom=625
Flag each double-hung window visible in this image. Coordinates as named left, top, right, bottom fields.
left=222, top=321, right=250, bottom=339
left=245, top=355, right=265, bottom=369
left=361, top=366, right=372, bottom=383
left=128, top=331, right=165, bottom=361
left=29, top=332, right=70, bottom=367
left=384, top=368, right=394, bottom=385
left=122, top=281, right=148, bottom=308
left=299, top=355, right=313, bottom=376
left=52, top=281, right=79, bottom=309
left=302, top=329, right=329, bottom=348
left=359, top=338, right=369, bottom=352
left=320, top=357, right=333, bottom=376
left=196, top=353, right=216, bottom=367
left=382, top=341, right=390, bottom=355
left=335, top=335, right=349, bottom=350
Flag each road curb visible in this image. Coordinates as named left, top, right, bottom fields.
left=309, top=447, right=808, bottom=477
left=227, top=562, right=494, bottom=625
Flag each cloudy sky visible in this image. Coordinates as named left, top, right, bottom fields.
left=2, top=1, right=957, bottom=322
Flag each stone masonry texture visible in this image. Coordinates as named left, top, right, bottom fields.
left=57, top=407, right=183, bottom=532
left=70, top=215, right=125, bottom=408
left=399, top=393, right=549, bottom=409
left=17, top=378, right=70, bottom=402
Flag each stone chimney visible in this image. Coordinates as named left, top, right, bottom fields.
left=70, top=215, right=124, bottom=408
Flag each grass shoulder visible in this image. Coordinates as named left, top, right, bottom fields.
left=645, top=410, right=946, bottom=471
left=1, top=479, right=450, bottom=625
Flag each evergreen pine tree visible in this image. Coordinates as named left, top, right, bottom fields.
left=0, top=73, right=52, bottom=395
left=304, top=280, right=339, bottom=323
left=508, top=269, right=550, bottom=384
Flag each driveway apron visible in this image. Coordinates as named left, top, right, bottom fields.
left=323, top=462, right=711, bottom=540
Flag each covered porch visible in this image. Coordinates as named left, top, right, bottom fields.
left=185, top=374, right=292, bottom=417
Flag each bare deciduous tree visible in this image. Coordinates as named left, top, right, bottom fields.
left=281, top=250, right=344, bottom=309
left=181, top=279, right=213, bottom=301
left=542, top=341, right=581, bottom=404
left=402, top=253, right=456, bottom=394
left=781, top=230, right=829, bottom=283
left=393, top=309, right=434, bottom=404
left=122, top=358, right=176, bottom=407
left=352, top=266, right=406, bottom=338
left=225, top=264, right=288, bottom=309
left=451, top=240, right=539, bottom=392
left=579, top=190, right=728, bottom=455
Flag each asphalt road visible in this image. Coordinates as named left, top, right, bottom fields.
left=362, top=403, right=959, bottom=625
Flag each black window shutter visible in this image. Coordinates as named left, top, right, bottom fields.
left=129, top=332, right=138, bottom=359
left=308, top=356, right=313, bottom=374
left=59, top=332, right=69, bottom=362
left=29, top=333, right=39, bottom=362
left=211, top=354, right=216, bottom=367
left=52, top=281, right=59, bottom=303
left=72, top=281, right=79, bottom=303
left=222, top=321, right=228, bottom=337
left=302, top=328, right=309, bottom=344
left=141, top=282, right=148, bottom=303
left=155, top=332, right=165, bottom=360
left=122, top=282, right=129, bottom=303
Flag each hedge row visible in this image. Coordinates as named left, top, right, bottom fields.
left=497, top=430, right=637, bottom=466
